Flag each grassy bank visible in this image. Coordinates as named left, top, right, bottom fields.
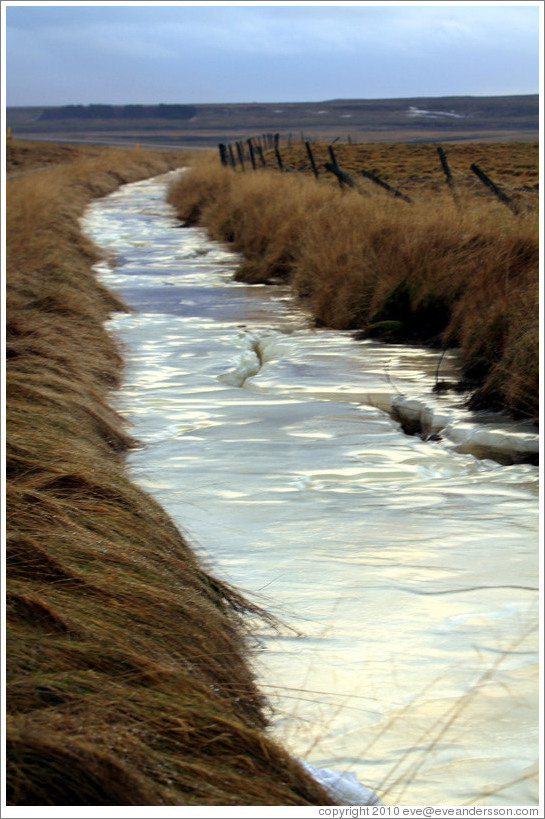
left=167, top=146, right=539, bottom=420
left=5, top=142, right=334, bottom=806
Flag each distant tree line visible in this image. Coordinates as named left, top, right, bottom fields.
left=39, top=104, right=198, bottom=121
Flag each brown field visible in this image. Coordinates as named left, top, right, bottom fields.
left=6, top=139, right=106, bottom=174
left=268, top=140, right=539, bottom=200
left=168, top=141, right=539, bottom=421
left=6, top=140, right=336, bottom=806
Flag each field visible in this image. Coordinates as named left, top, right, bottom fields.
left=264, top=140, right=539, bottom=198
left=6, top=94, right=539, bottom=147
left=168, top=140, right=539, bottom=421
left=6, top=139, right=108, bottom=175
left=5, top=140, right=336, bottom=806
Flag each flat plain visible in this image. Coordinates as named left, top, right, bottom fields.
left=6, top=94, right=539, bottom=147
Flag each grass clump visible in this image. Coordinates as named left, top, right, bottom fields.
left=6, top=141, right=335, bottom=806
left=167, top=145, right=539, bottom=420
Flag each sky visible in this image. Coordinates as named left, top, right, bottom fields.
left=3, top=2, right=542, bottom=107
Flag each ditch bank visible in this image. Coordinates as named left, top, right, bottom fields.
left=167, top=151, right=539, bottom=423
left=5, top=148, right=340, bottom=806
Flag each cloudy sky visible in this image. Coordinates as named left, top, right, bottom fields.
left=4, top=2, right=541, bottom=106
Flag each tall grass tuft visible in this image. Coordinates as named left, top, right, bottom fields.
left=6, top=143, right=335, bottom=806
left=168, top=149, right=539, bottom=420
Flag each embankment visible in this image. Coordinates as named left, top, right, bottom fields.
left=167, top=148, right=539, bottom=420
left=5, top=142, right=335, bottom=806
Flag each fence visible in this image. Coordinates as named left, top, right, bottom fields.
left=217, top=134, right=526, bottom=215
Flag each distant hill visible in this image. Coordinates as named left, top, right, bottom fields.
left=6, top=95, right=539, bottom=147
left=38, top=104, right=198, bottom=121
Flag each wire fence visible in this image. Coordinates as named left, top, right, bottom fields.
left=217, top=134, right=537, bottom=215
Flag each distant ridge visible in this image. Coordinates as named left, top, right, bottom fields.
left=6, top=94, right=538, bottom=147
left=38, top=103, right=198, bottom=120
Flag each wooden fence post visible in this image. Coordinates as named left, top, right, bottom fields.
left=327, top=145, right=346, bottom=189
left=328, top=144, right=338, bottom=166
left=247, top=138, right=257, bottom=170
left=359, top=168, right=412, bottom=203
left=470, top=163, right=519, bottom=215
left=273, top=134, right=284, bottom=171
left=305, top=141, right=319, bottom=180
left=324, top=162, right=356, bottom=189
left=256, top=145, right=267, bottom=168
left=218, top=143, right=229, bottom=167
left=228, top=144, right=236, bottom=168
left=236, top=141, right=245, bottom=171
left=437, top=146, right=458, bottom=205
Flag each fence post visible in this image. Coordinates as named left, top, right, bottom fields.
left=324, top=162, right=356, bottom=189
left=470, top=163, right=519, bottom=215
left=359, top=168, right=412, bottom=203
left=305, top=141, right=319, bottom=180
left=327, top=145, right=345, bottom=189
left=236, top=141, right=245, bottom=171
left=218, top=143, right=229, bottom=167
left=274, top=134, right=284, bottom=171
left=328, top=144, right=338, bottom=165
left=247, top=138, right=257, bottom=170
left=228, top=144, right=236, bottom=168
left=256, top=144, right=267, bottom=168
left=437, top=145, right=458, bottom=205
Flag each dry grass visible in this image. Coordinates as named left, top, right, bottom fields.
left=168, top=145, right=539, bottom=420
left=270, top=140, right=539, bottom=200
left=6, top=138, right=106, bottom=174
left=6, top=142, right=335, bottom=806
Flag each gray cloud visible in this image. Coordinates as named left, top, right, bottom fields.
left=5, top=3, right=540, bottom=105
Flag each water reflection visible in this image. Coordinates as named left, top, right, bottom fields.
left=82, top=173, right=539, bottom=806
